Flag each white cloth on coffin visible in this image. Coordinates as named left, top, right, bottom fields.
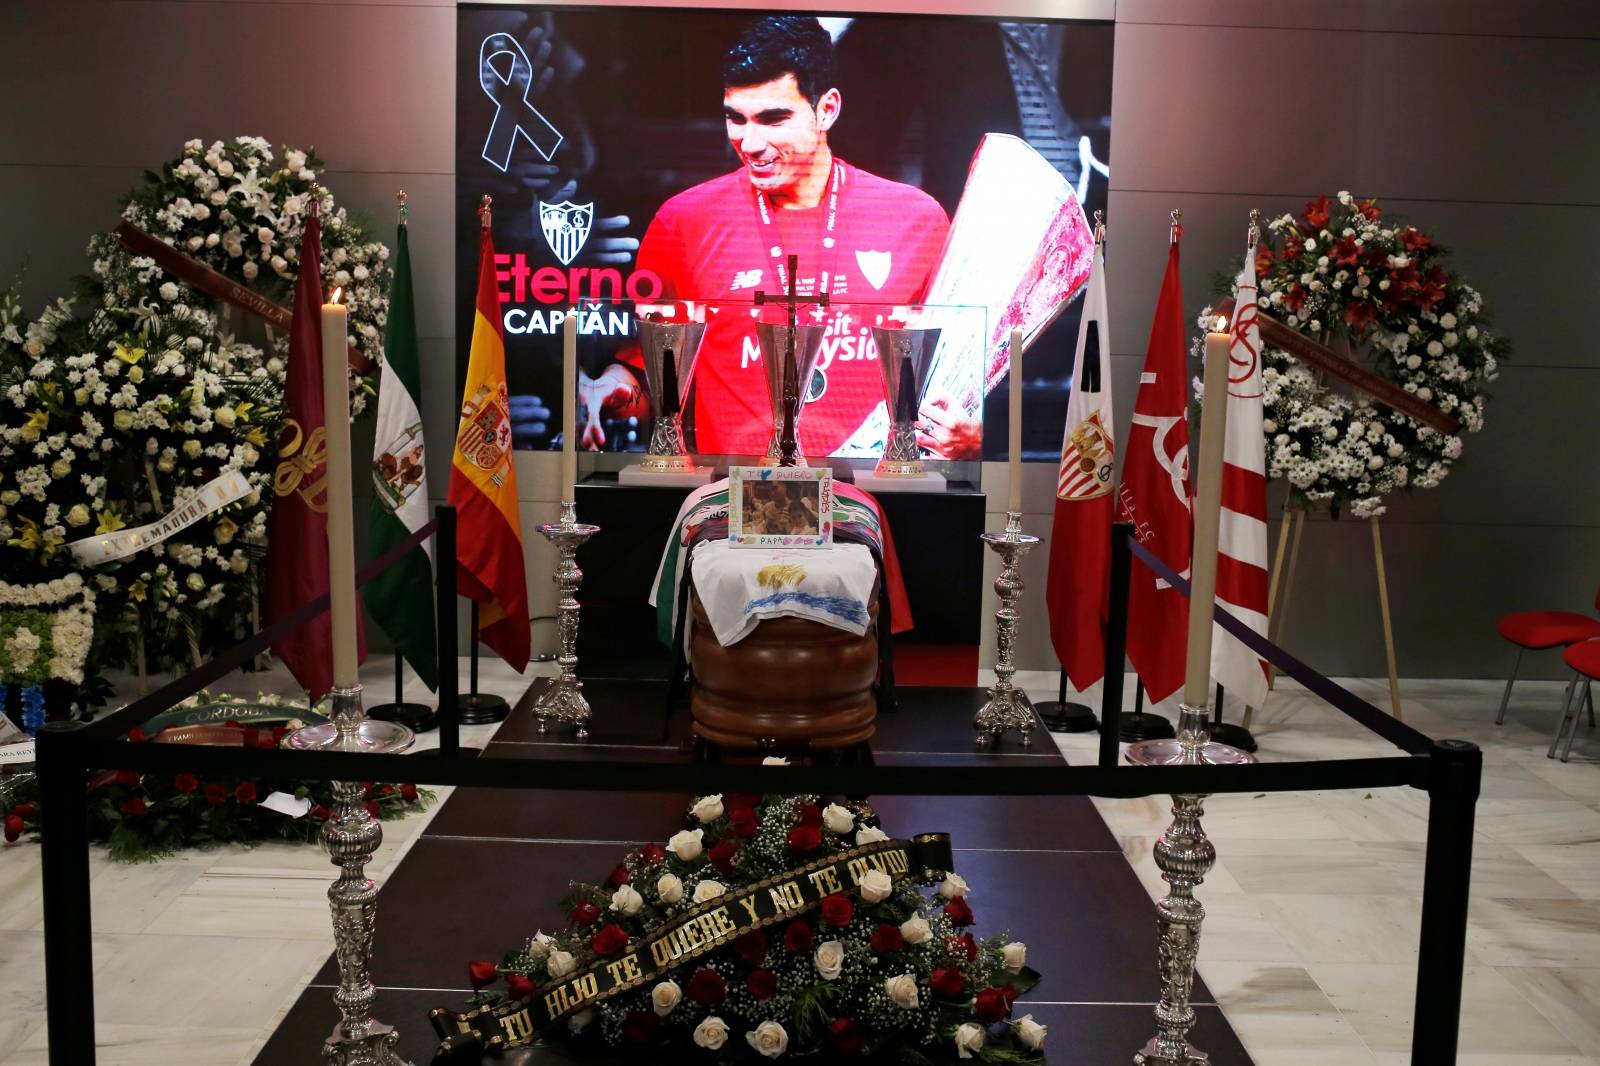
left=690, top=540, right=878, bottom=647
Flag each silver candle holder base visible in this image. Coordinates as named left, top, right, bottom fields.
left=535, top=500, right=600, bottom=740
left=286, top=683, right=417, bottom=755
left=1128, top=702, right=1254, bottom=1066
left=974, top=512, right=1041, bottom=748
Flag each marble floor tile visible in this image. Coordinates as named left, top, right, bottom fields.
left=1199, top=961, right=1373, bottom=1059
left=1513, top=843, right=1600, bottom=903
left=1197, top=790, right=1353, bottom=842
left=1499, top=967, right=1600, bottom=1057
left=1221, top=838, right=1410, bottom=896
left=91, top=933, right=329, bottom=1028
left=1475, top=799, right=1600, bottom=847
left=4, top=1022, right=262, bottom=1065
left=1186, top=891, right=1304, bottom=964
left=1312, top=787, right=1435, bottom=844
left=1466, top=897, right=1600, bottom=968
left=1254, top=893, right=1429, bottom=965
left=1358, top=841, right=1578, bottom=900
left=0, top=842, right=44, bottom=930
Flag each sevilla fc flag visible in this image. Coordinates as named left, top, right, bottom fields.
left=265, top=209, right=366, bottom=698
left=1116, top=238, right=1192, bottom=704
left=1209, top=248, right=1271, bottom=708
left=1045, top=239, right=1114, bottom=691
left=448, top=223, right=530, bottom=670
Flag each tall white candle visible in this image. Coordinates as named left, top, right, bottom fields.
left=562, top=308, right=577, bottom=501
left=1183, top=326, right=1232, bottom=708
left=320, top=294, right=359, bottom=689
left=1007, top=328, right=1024, bottom=515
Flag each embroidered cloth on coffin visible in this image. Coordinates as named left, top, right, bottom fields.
left=690, top=539, right=879, bottom=647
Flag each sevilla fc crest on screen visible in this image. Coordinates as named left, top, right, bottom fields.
left=539, top=200, right=594, bottom=266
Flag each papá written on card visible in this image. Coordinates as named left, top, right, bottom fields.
left=727, top=466, right=833, bottom=548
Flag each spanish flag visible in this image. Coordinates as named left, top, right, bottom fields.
left=447, top=213, right=530, bottom=670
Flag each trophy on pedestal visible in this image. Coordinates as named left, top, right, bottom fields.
left=624, top=310, right=709, bottom=485
left=757, top=320, right=827, bottom=467
left=863, top=319, right=946, bottom=489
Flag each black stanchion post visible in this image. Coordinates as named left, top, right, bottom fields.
left=1411, top=738, right=1482, bottom=1065
left=1037, top=666, right=1099, bottom=734
left=458, top=603, right=510, bottom=724
left=1210, top=680, right=1258, bottom=753
left=39, top=720, right=96, bottom=1065
left=1098, top=522, right=1133, bottom=768
left=366, top=652, right=437, bottom=734
left=435, top=505, right=460, bottom=758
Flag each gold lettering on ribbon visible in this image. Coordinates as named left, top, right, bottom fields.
left=273, top=418, right=329, bottom=513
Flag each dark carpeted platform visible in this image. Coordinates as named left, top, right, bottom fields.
left=253, top=682, right=1255, bottom=1065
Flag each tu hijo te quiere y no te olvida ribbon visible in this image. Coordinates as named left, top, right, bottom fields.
left=429, top=833, right=955, bottom=1060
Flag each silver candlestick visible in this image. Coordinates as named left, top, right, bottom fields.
left=535, top=500, right=600, bottom=739
left=1128, top=703, right=1253, bottom=1065
left=974, top=511, right=1040, bottom=747
left=315, top=686, right=415, bottom=1066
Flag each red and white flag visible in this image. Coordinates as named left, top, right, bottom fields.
left=1209, top=246, right=1271, bottom=707
left=1045, top=237, right=1114, bottom=692
left=1116, top=234, right=1192, bottom=705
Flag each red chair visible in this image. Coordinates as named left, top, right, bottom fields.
left=1497, top=585, right=1600, bottom=724
left=1550, top=638, right=1600, bottom=762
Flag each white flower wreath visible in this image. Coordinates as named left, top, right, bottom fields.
left=1197, top=191, right=1504, bottom=518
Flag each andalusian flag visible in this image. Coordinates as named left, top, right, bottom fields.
left=447, top=215, right=530, bottom=670
left=363, top=215, right=438, bottom=689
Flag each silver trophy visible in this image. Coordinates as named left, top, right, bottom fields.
left=870, top=324, right=941, bottom=476
left=757, top=320, right=827, bottom=466
left=637, top=317, right=706, bottom=473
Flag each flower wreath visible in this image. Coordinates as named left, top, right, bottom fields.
left=1198, top=192, right=1505, bottom=518
left=0, top=136, right=390, bottom=678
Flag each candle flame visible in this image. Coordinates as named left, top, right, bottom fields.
left=1214, top=314, right=1229, bottom=332
left=329, top=286, right=344, bottom=305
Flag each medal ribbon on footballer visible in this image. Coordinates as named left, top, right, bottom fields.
left=429, top=834, right=954, bottom=1057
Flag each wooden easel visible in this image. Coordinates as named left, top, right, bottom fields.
left=1245, top=502, right=1403, bottom=725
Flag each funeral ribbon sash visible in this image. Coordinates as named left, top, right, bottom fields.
left=113, top=221, right=372, bottom=373
left=429, top=833, right=954, bottom=1059
left=66, top=469, right=253, bottom=565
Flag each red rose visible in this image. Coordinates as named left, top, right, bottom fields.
left=870, top=923, right=904, bottom=954
left=400, top=784, right=419, bottom=802
left=174, top=773, right=199, bottom=794
left=234, top=781, right=257, bottom=804
left=733, top=929, right=767, bottom=966
left=379, top=785, right=395, bottom=796
left=241, top=727, right=260, bottom=750
left=728, top=807, right=758, bottom=838
left=638, top=842, right=666, bottom=865
left=949, top=933, right=978, bottom=961
left=506, top=973, right=535, bottom=1000
left=604, top=864, right=631, bottom=889
left=746, top=969, right=778, bottom=1000
left=828, top=1018, right=866, bottom=1054
left=792, top=803, right=823, bottom=828
left=364, top=801, right=380, bottom=818
left=570, top=900, right=601, bottom=927
left=708, top=838, right=740, bottom=873
left=120, top=798, right=148, bottom=817
left=686, top=967, right=725, bottom=1004
left=204, top=784, right=227, bottom=805
left=975, top=985, right=1014, bottom=1023
left=113, top=770, right=140, bottom=787
left=591, top=923, right=629, bottom=957
left=362, top=782, right=375, bottom=800
left=819, top=893, right=853, bottom=927
left=725, top=793, right=760, bottom=810
left=930, top=967, right=965, bottom=998
left=13, top=802, right=35, bottom=818
left=3, top=815, right=22, bottom=843
left=783, top=921, right=813, bottom=953
left=127, top=728, right=145, bottom=743
left=622, top=1010, right=659, bottom=1042
left=1303, top=195, right=1330, bottom=229
left=787, top=825, right=822, bottom=853
left=310, top=805, right=331, bottom=821
left=944, top=897, right=975, bottom=927
left=467, top=960, right=498, bottom=991
left=1000, top=982, right=1018, bottom=1009
left=271, top=726, right=289, bottom=745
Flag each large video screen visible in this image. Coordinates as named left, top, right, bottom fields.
left=455, top=5, right=1113, bottom=461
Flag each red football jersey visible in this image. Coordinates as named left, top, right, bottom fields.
left=634, top=161, right=949, bottom=456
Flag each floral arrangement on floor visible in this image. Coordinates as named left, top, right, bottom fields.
left=0, top=573, right=95, bottom=735
left=0, top=690, right=433, bottom=861
left=0, top=135, right=390, bottom=687
left=447, top=794, right=1046, bottom=1063
left=1197, top=191, right=1506, bottom=517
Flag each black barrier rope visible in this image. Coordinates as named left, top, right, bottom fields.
left=1122, top=532, right=1434, bottom=756
left=86, top=516, right=442, bottom=741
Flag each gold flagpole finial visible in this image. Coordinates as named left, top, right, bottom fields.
left=479, top=194, right=493, bottom=230
left=1169, top=208, right=1183, bottom=245
left=1093, top=209, right=1106, bottom=245
left=397, top=190, right=409, bottom=226
left=1247, top=208, right=1261, bottom=248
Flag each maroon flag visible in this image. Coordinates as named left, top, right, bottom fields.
left=264, top=209, right=364, bottom=697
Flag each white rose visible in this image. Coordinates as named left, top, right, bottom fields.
left=51, top=458, right=71, bottom=478
left=569, top=1008, right=594, bottom=1033
left=691, top=794, right=724, bottom=823
left=899, top=914, right=932, bottom=944
left=285, top=149, right=307, bottom=171
left=745, top=1020, right=788, bottom=1059
left=650, top=979, right=682, bottom=1016
left=692, top=879, right=725, bottom=903
left=1426, top=340, right=1444, bottom=357
left=209, top=190, right=228, bottom=207
left=821, top=803, right=855, bottom=834
left=938, top=873, right=970, bottom=900
left=113, top=410, right=134, bottom=431
left=66, top=504, right=90, bottom=527
left=213, top=406, right=236, bottom=428
left=954, top=1022, right=986, bottom=1059
left=182, top=439, right=202, bottom=459
left=546, top=949, right=576, bottom=978
left=858, top=869, right=893, bottom=904
left=693, top=1016, right=730, bottom=1050
left=1406, top=354, right=1423, bottom=370
left=884, top=973, right=919, bottom=1009
left=1016, top=1014, right=1047, bottom=1050
left=159, top=282, right=179, bottom=302
left=814, top=940, right=845, bottom=980
left=526, top=931, right=555, bottom=961
left=1002, top=941, right=1027, bottom=973
left=256, top=226, right=274, bottom=244
left=610, top=884, right=644, bottom=917
left=242, top=261, right=259, bottom=279
left=656, top=872, right=684, bottom=904
left=186, top=573, right=205, bottom=592
left=191, top=203, right=210, bottom=221
left=1440, top=312, right=1457, bottom=328
left=667, top=828, right=704, bottom=861
left=855, top=826, right=888, bottom=845
left=216, top=159, right=234, bottom=177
